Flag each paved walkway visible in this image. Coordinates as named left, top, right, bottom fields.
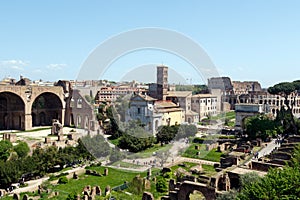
left=244, top=138, right=281, bottom=166
left=12, top=177, right=49, bottom=194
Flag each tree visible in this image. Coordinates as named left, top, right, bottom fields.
left=216, top=190, right=238, bottom=200
left=237, top=144, right=300, bottom=200
left=239, top=172, right=261, bottom=188
left=156, top=177, right=168, bottom=193
left=175, top=124, right=197, bottom=140
left=13, top=142, right=30, bottom=158
left=268, top=81, right=300, bottom=134
left=156, top=125, right=178, bottom=145
left=0, top=140, right=13, bottom=161
left=109, top=148, right=124, bottom=163
left=244, top=114, right=277, bottom=140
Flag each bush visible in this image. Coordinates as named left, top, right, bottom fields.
left=156, top=177, right=168, bottom=193
left=193, top=138, right=205, bottom=143
left=58, top=176, right=68, bottom=184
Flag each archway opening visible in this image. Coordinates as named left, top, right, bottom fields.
left=0, top=92, right=25, bottom=130
left=31, top=92, right=63, bottom=126
left=188, top=190, right=205, bottom=200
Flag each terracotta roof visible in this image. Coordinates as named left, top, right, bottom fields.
left=155, top=100, right=178, bottom=108
left=131, top=94, right=157, bottom=101
left=154, top=100, right=183, bottom=113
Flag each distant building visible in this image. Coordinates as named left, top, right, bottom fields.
left=208, top=77, right=233, bottom=92
left=126, top=94, right=161, bottom=133
left=154, top=100, right=184, bottom=126
left=95, top=85, right=147, bottom=103
left=0, top=77, right=16, bottom=85
left=69, top=89, right=98, bottom=131
left=166, top=91, right=199, bottom=123
left=232, top=81, right=262, bottom=95
left=157, top=65, right=169, bottom=100
left=235, top=104, right=266, bottom=130
left=191, top=94, right=218, bottom=120
left=126, top=94, right=184, bottom=134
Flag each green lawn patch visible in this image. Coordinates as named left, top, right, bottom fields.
left=170, top=162, right=198, bottom=172
left=127, top=143, right=172, bottom=159
left=42, top=166, right=147, bottom=199
left=182, top=144, right=222, bottom=162
left=202, top=164, right=217, bottom=176
left=108, top=138, right=119, bottom=146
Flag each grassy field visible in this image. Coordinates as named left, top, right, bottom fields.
left=170, top=162, right=198, bottom=172
left=127, top=143, right=172, bottom=159
left=202, top=164, right=218, bottom=176
left=182, top=144, right=223, bottom=162
left=209, top=111, right=235, bottom=121
left=39, top=166, right=148, bottom=199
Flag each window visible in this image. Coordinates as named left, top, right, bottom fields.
left=137, top=107, right=141, bottom=114
left=77, top=98, right=82, bottom=108
left=70, top=98, right=75, bottom=108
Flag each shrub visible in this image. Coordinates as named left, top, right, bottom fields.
left=156, top=177, right=168, bottom=193
left=193, top=138, right=205, bottom=143
left=58, top=176, right=68, bottom=184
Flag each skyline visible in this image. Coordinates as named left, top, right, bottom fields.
left=1, top=1, right=300, bottom=87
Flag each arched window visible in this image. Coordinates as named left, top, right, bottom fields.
left=77, top=98, right=82, bottom=108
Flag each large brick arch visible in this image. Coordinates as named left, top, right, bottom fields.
left=177, top=181, right=216, bottom=200
left=31, top=92, right=64, bottom=126
left=0, top=92, right=26, bottom=130
left=0, top=85, right=66, bottom=130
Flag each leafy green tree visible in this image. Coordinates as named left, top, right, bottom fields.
left=156, top=125, right=178, bottom=145
left=0, top=140, right=13, bottom=161
left=13, top=142, right=30, bottom=158
left=239, top=172, right=261, bottom=188
left=156, top=177, right=168, bottom=193
left=244, top=114, right=277, bottom=140
left=106, top=106, right=122, bottom=138
left=176, top=124, right=197, bottom=140
left=115, top=95, right=130, bottom=122
left=109, top=148, right=124, bottom=163
left=237, top=144, right=300, bottom=200
left=216, top=190, right=238, bottom=200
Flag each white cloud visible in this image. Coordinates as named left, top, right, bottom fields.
left=0, top=59, right=28, bottom=72
left=46, top=63, right=67, bottom=71
left=0, top=60, right=28, bottom=66
left=10, top=65, right=24, bottom=71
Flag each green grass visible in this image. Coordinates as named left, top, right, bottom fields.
left=42, top=166, right=148, bottom=199
left=127, top=143, right=172, bottom=159
left=182, top=144, right=222, bottom=162
left=202, top=164, right=217, bottom=176
left=170, top=162, right=198, bottom=171
left=109, top=138, right=119, bottom=146
left=208, top=111, right=236, bottom=121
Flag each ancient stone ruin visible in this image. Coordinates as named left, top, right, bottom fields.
left=51, top=119, right=63, bottom=135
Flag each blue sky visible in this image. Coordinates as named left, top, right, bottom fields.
left=1, top=1, right=300, bottom=87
